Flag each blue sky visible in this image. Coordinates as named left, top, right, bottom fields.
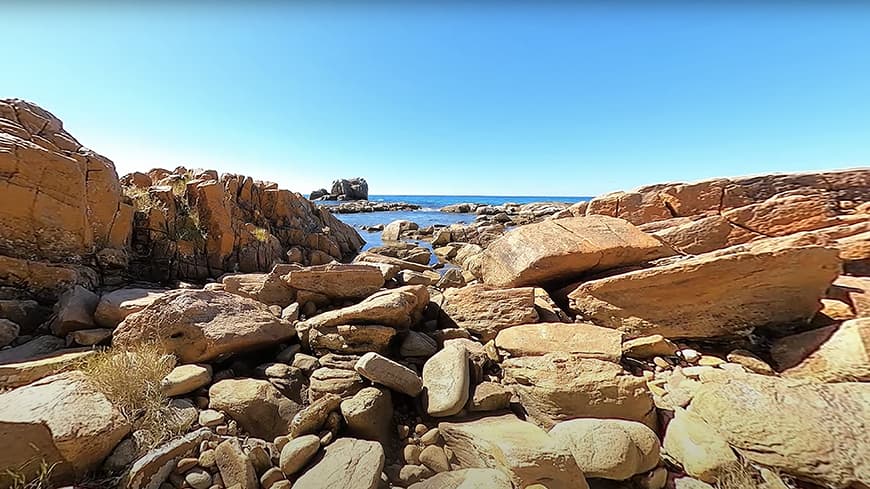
left=4, top=3, right=870, bottom=196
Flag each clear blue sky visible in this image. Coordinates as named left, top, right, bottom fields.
left=4, top=3, right=870, bottom=196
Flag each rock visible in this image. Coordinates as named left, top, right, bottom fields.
left=309, top=367, right=365, bottom=401
left=662, top=408, right=738, bottom=482
left=0, top=299, right=51, bottom=335
left=284, top=263, right=385, bottom=299
left=185, top=468, right=211, bottom=489
left=50, top=286, right=99, bottom=336
left=399, top=331, right=438, bottom=358
left=298, top=285, right=429, bottom=341
left=422, top=341, right=470, bottom=417
left=260, top=467, right=285, bottom=488
left=94, top=288, right=165, bottom=328
left=469, top=381, right=512, bottom=412
left=355, top=251, right=433, bottom=273
left=407, top=468, right=514, bottom=489
left=622, top=335, right=678, bottom=359
left=340, top=387, right=393, bottom=444
left=122, top=428, right=212, bottom=489
left=478, top=216, right=675, bottom=287
left=290, top=393, right=341, bottom=438
left=279, top=434, right=320, bottom=475
left=198, top=409, right=224, bottom=427
left=501, top=353, right=654, bottom=428
left=674, top=478, right=716, bottom=489
left=419, top=445, right=450, bottom=473
left=396, top=464, right=435, bottom=485
left=161, top=364, right=212, bottom=397
left=330, top=177, right=369, bottom=200
left=114, top=290, right=295, bottom=363
left=383, top=220, right=419, bottom=241
left=440, top=414, right=587, bottom=489
left=354, top=352, right=423, bottom=396
left=67, top=328, right=113, bottom=346
left=281, top=302, right=300, bottom=321
left=294, top=438, right=385, bottom=489
left=0, top=348, right=94, bottom=389
left=220, top=267, right=297, bottom=307
left=830, top=275, right=870, bottom=317
left=215, top=438, right=257, bottom=489
left=726, top=349, right=775, bottom=375
left=209, top=378, right=300, bottom=440
left=309, top=324, right=397, bottom=355
left=440, top=284, right=539, bottom=341
left=436, top=268, right=466, bottom=289
left=690, top=373, right=870, bottom=487
left=495, top=322, right=622, bottom=361
left=0, top=335, right=65, bottom=364
left=566, top=240, right=841, bottom=338
left=549, top=418, right=660, bottom=480
left=772, top=318, right=870, bottom=382
left=400, top=270, right=440, bottom=286
left=0, top=99, right=131, bottom=282
left=0, top=318, right=19, bottom=347
left=0, top=371, right=131, bottom=484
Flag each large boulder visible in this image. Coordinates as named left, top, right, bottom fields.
left=284, top=263, right=385, bottom=300
left=439, top=414, right=588, bottom=489
left=439, top=284, right=539, bottom=341
left=495, top=322, right=623, bottom=362
left=501, top=353, right=654, bottom=429
left=220, top=265, right=296, bottom=307
left=0, top=371, right=131, bottom=485
left=690, top=373, right=870, bottom=487
left=549, top=418, right=660, bottom=480
left=208, top=378, right=301, bottom=440
left=330, top=177, right=369, bottom=200
left=293, top=437, right=385, bottom=489
left=566, top=240, right=841, bottom=338
left=478, top=216, right=675, bottom=287
left=94, top=288, right=165, bottom=328
left=113, top=290, right=295, bottom=363
left=771, top=318, right=870, bottom=382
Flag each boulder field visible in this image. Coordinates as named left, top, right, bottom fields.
left=0, top=99, right=869, bottom=489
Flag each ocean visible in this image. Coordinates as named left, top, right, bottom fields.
left=330, top=194, right=591, bottom=249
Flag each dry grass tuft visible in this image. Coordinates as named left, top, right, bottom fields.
left=123, top=186, right=161, bottom=211
left=251, top=226, right=270, bottom=242
left=1, top=459, right=56, bottom=489
left=78, top=343, right=186, bottom=449
left=716, top=462, right=761, bottom=489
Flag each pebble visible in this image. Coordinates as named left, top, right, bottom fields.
left=420, top=428, right=441, bottom=445
left=198, top=449, right=216, bottom=469
left=198, top=409, right=225, bottom=427
left=403, top=444, right=422, bottom=465
left=184, top=468, right=212, bottom=489
left=414, top=423, right=428, bottom=436
left=419, top=445, right=450, bottom=473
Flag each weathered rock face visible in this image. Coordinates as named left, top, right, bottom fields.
left=0, top=371, right=131, bottom=485
left=478, top=216, right=675, bottom=288
left=220, top=264, right=297, bottom=307
left=93, top=288, right=165, bottom=328
left=689, top=374, right=870, bottom=488
left=113, top=290, right=295, bottom=363
left=283, top=263, right=385, bottom=300
left=293, top=437, right=385, bottom=489
left=439, top=284, right=539, bottom=341
left=567, top=240, right=841, bottom=338
left=495, top=322, right=623, bottom=362
left=662, top=408, right=738, bottom=482
left=127, top=169, right=364, bottom=281
left=501, top=353, right=655, bottom=428
left=0, top=99, right=131, bottom=298
left=439, top=414, right=588, bottom=489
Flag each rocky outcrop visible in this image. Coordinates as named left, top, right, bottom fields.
left=309, top=177, right=369, bottom=201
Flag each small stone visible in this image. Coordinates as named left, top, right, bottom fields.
left=0, top=319, right=20, bottom=347
left=469, top=382, right=511, bottom=412
left=292, top=353, right=320, bottom=373
left=622, top=334, right=678, bottom=359
left=399, top=331, right=439, bottom=358
left=680, top=349, right=701, bottom=364
left=281, top=303, right=300, bottom=321
left=260, top=467, right=285, bottom=488
left=636, top=467, right=668, bottom=489
left=397, top=424, right=410, bottom=439
left=279, top=434, right=320, bottom=476
left=290, top=393, right=341, bottom=438
left=274, top=435, right=290, bottom=452
left=414, top=424, right=428, bottom=436
left=419, top=445, right=449, bottom=473
left=653, top=357, right=671, bottom=369
left=398, top=464, right=435, bottom=485
left=199, top=448, right=216, bottom=469
left=248, top=445, right=272, bottom=475
left=176, top=457, right=198, bottom=473
left=420, top=428, right=440, bottom=446
left=403, top=444, right=422, bottom=465
left=271, top=481, right=292, bottom=489
left=199, top=409, right=225, bottom=427
left=163, top=364, right=213, bottom=397
left=185, top=468, right=212, bottom=489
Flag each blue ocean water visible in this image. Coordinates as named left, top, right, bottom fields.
left=332, top=194, right=590, bottom=249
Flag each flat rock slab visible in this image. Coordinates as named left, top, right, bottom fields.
left=439, top=413, right=587, bottom=489
left=284, top=263, right=385, bottom=299
left=293, top=437, right=385, bottom=489
left=479, top=215, right=675, bottom=287
left=495, top=322, right=622, bottom=361
left=422, top=342, right=470, bottom=417
left=567, top=239, right=841, bottom=338
left=440, top=284, right=539, bottom=342
left=355, top=352, right=423, bottom=396
left=94, top=288, right=165, bottom=328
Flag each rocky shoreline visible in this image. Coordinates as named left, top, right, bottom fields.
left=1, top=98, right=869, bottom=489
